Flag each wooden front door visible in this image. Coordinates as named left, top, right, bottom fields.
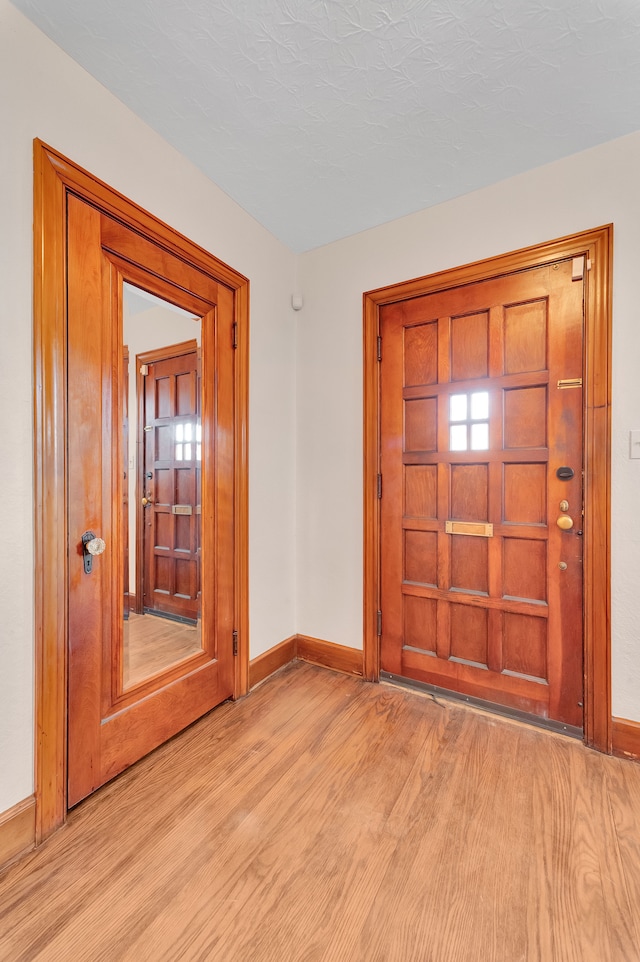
left=379, top=258, right=584, bottom=727
left=140, top=344, right=201, bottom=623
left=67, top=194, right=236, bottom=806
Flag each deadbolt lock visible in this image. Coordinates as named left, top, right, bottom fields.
left=559, top=500, right=569, bottom=512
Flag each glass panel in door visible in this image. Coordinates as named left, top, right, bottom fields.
left=122, top=283, right=202, bottom=690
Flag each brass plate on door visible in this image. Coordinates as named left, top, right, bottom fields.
left=557, top=378, right=582, bottom=390
left=445, top=520, right=493, bottom=537
left=172, top=504, right=193, bottom=516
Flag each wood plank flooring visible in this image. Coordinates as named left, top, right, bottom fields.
left=1, top=662, right=639, bottom=961
left=123, top=612, right=202, bottom=689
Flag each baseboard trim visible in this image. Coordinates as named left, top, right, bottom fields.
left=612, top=717, right=640, bottom=760
left=249, top=634, right=364, bottom=688
left=0, top=795, right=36, bottom=872
left=296, top=634, right=364, bottom=677
left=249, top=635, right=297, bottom=689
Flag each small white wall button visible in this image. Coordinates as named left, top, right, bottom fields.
left=630, top=430, right=640, bottom=458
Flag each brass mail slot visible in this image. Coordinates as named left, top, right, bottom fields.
left=557, top=378, right=582, bottom=390
left=445, top=520, right=493, bottom=537
left=172, top=504, right=193, bottom=516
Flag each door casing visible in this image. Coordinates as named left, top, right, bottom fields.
left=33, top=140, right=250, bottom=841
left=363, top=227, right=612, bottom=752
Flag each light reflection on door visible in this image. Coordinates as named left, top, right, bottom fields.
left=122, top=283, right=202, bottom=690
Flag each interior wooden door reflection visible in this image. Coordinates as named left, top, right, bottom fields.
left=140, top=343, right=201, bottom=624
left=67, top=194, right=235, bottom=807
left=380, top=259, right=584, bottom=727
left=125, top=326, right=203, bottom=691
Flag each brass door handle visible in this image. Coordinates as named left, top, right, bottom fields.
left=141, top=496, right=153, bottom=506
left=556, top=515, right=574, bottom=530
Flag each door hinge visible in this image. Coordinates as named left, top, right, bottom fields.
left=377, top=473, right=382, bottom=499
left=377, top=610, right=382, bottom=636
left=232, top=322, right=238, bottom=349
left=232, top=629, right=238, bottom=656
left=377, top=336, right=382, bottom=362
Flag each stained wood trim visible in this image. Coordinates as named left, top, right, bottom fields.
left=33, top=139, right=250, bottom=841
left=296, top=634, right=364, bottom=676
left=612, top=717, right=640, bottom=761
left=249, top=635, right=365, bottom=687
left=37, top=145, right=246, bottom=292
left=582, top=231, right=613, bottom=753
left=34, top=141, right=68, bottom=844
left=363, top=293, right=381, bottom=682
left=249, top=636, right=297, bottom=689
left=137, top=339, right=199, bottom=366
left=0, top=796, right=36, bottom=872
left=363, top=226, right=613, bottom=752
left=234, top=278, right=250, bottom=700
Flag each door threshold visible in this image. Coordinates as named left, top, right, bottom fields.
left=142, top=608, right=198, bottom=627
left=380, top=671, right=583, bottom=740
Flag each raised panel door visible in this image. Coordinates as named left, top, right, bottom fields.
left=380, top=261, right=583, bottom=726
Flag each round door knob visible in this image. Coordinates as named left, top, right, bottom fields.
left=556, top=515, right=574, bottom=531
left=141, top=497, right=153, bottom=506
left=86, top=537, right=106, bottom=556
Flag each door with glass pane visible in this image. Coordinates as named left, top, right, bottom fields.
left=379, top=260, right=584, bottom=727
left=67, top=194, right=235, bottom=807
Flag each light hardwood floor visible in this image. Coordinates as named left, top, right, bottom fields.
left=1, top=662, right=639, bottom=961
left=123, top=612, right=202, bottom=688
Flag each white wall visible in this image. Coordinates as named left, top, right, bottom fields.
left=297, top=129, right=640, bottom=723
left=0, top=0, right=297, bottom=813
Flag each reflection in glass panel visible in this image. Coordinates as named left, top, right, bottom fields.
left=450, top=424, right=467, bottom=451
left=471, top=422, right=489, bottom=450
left=471, top=391, right=489, bottom=420
left=450, top=394, right=467, bottom=422
left=122, top=283, right=202, bottom=691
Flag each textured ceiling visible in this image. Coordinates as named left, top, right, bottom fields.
left=11, top=0, right=640, bottom=251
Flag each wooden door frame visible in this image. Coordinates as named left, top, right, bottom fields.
left=363, top=226, right=612, bottom=753
left=33, top=140, right=250, bottom=841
